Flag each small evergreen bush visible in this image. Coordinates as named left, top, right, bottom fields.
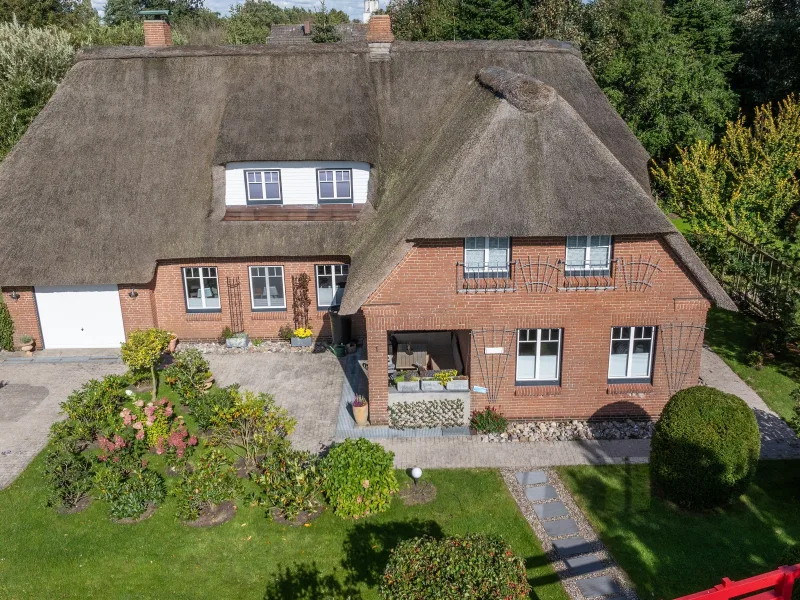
left=790, top=387, right=800, bottom=435
left=94, top=458, right=165, bottom=520
left=321, top=438, right=398, bottom=519
left=650, top=386, right=760, bottom=510
left=380, top=534, right=530, bottom=600
left=59, top=375, right=129, bottom=441
left=162, top=348, right=212, bottom=404
left=120, top=328, right=173, bottom=401
left=470, top=406, right=508, bottom=434
left=43, top=442, right=92, bottom=509
left=189, top=383, right=239, bottom=431
left=0, top=290, right=13, bottom=351
left=172, top=449, right=242, bottom=521
left=257, top=447, right=322, bottom=520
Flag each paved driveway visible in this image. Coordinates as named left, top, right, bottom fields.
left=207, top=352, right=345, bottom=452
left=0, top=361, right=125, bottom=489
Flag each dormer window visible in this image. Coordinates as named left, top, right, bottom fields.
left=317, top=169, right=352, bottom=203
left=246, top=170, right=281, bottom=204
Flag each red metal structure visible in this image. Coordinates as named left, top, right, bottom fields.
left=675, top=565, right=800, bottom=600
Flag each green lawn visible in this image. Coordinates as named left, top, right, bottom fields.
left=557, top=462, right=800, bottom=600
left=705, top=307, right=799, bottom=422
left=0, top=462, right=565, bottom=600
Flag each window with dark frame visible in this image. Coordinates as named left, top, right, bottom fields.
left=316, top=264, right=349, bottom=308
left=248, top=266, right=285, bottom=310
left=245, top=170, right=281, bottom=204
left=608, top=326, right=655, bottom=382
left=183, top=267, right=220, bottom=311
left=317, top=169, right=352, bottom=202
left=464, top=237, right=510, bottom=278
left=516, top=328, right=561, bottom=383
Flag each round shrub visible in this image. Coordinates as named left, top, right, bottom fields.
left=650, top=386, right=760, bottom=510
left=321, top=438, right=398, bottom=519
left=43, top=442, right=92, bottom=509
left=380, top=534, right=530, bottom=600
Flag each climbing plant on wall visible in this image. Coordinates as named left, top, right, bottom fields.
left=0, top=289, right=14, bottom=351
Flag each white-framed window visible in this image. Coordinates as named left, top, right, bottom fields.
left=608, top=326, right=655, bottom=381
left=566, top=236, right=612, bottom=275
left=464, top=237, right=510, bottom=277
left=183, top=267, right=220, bottom=311
left=248, top=266, right=285, bottom=310
left=245, top=170, right=281, bottom=204
left=516, top=329, right=561, bottom=383
left=317, top=169, right=352, bottom=202
left=316, top=264, right=349, bottom=308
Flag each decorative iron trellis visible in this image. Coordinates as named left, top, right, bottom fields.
left=470, top=328, right=515, bottom=403
left=617, top=255, right=662, bottom=292
left=659, top=323, right=706, bottom=395
left=226, top=276, right=244, bottom=334
left=516, top=256, right=560, bottom=293
left=556, top=258, right=617, bottom=291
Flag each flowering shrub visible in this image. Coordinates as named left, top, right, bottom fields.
left=189, top=384, right=238, bottom=431
left=94, top=456, right=165, bottom=520
left=469, top=406, right=508, bottom=434
left=210, top=389, right=296, bottom=468
left=292, top=327, right=312, bottom=339
left=162, top=348, right=212, bottom=404
left=172, top=449, right=242, bottom=521
left=120, top=329, right=174, bottom=401
left=321, top=438, right=398, bottom=519
left=380, top=535, right=530, bottom=600
left=163, top=422, right=198, bottom=472
left=43, top=442, right=92, bottom=509
left=257, top=448, right=322, bottom=520
left=59, top=375, right=129, bottom=441
left=121, top=398, right=174, bottom=448
left=432, top=370, right=458, bottom=386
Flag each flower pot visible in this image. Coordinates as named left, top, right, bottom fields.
left=446, top=379, right=469, bottom=391
left=352, top=403, right=369, bottom=426
left=291, top=336, right=313, bottom=347
left=421, top=379, right=444, bottom=392
left=330, top=343, right=346, bottom=358
left=226, top=335, right=249, bottom=349
left=20, top=342, right=35, bottom=353
left=395, top=380, right=420, bottom=393
left=346, top=341, right=358, bottom=354
left=168, top=337, right=179, bottom=354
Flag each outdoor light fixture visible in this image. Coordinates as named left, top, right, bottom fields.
left=128, top=288, right=138, bottom=298
left=411, top=467, right=422, bottom=486
left=9, top=290, right=19, bottom=300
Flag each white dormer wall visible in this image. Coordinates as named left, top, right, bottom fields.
left=225, top=161, right=370, bottom=206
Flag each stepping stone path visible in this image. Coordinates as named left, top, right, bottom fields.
left=510, top=469, right=635, bottom=600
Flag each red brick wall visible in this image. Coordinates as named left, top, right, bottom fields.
left=141, top=257, right=351, bottom=342
left=1, top=287, right=42, bottom=349
left=363, top=235, right=711, bottom=424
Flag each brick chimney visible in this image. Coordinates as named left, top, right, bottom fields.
left=140, top=10, right=172, bottom=47
left=303, top=21, right=312, bottom=35
left=366, top=14, right=393, bottom=43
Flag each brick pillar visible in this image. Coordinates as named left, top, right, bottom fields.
left=143, top=20, right=172, bottom=47
left=1, top=287, right=42, bottom=349
left=365, top=312, right=389, bottom=425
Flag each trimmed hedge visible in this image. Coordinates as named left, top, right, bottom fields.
left=388, top=398, right=464, bottom=429
left=380, top=534, right=530, bottom=600
left=650, top=386, right=760, bottom=510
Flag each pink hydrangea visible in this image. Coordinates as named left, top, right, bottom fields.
left=134, top=400, right=144, bottom=408
left=135, top=429, right=145, bottom=441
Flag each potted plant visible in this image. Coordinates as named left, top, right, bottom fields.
left=19, top=335, right=35, bottom=352
left=225, top=331, right=249, bottom=349
left=291, top=327, right=313, bottom=347
left=394, top=372, right=420, bottom=392
left=167, top=335, right=179, bottom=354
left=351, top=395, right=368, bottom=426
left=346, top=341, right=358, bottom=354
left=446, top=374, right=469, bottom=391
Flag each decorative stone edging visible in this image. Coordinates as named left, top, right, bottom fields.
left=502, top=467, right=639, bottom=600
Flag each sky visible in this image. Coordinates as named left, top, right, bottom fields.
left=90, top=0, right=366, bottom=20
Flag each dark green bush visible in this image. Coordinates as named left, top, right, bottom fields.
left=257, top=447, right=322, bottom=520
left=0, top=291, right=13, bottom=351
left=779, top=544, right=800, bottom=600
left=94, top=460, right=165, bottom=520
left=59, top=375, right=130, bottom=441
left=172, top=449, right=242, bottom=521
left=469, top=406, right=508, bottom=434
left=380, top=534, right=531, bottom=600
left=650, top=386, right=760, bottom=510
left=321, top=438, right=398, bottom=519
left=162, top=348, right=212, bottom=404
left=43, top=443, right=92, bottom=509
left=790, top=387, right=800, bottom=435
left=278, top=324, right=293, bottom=342
left=189, top=383, right=239, bottom=431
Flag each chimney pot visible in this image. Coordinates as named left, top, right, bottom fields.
left=367, top=14, right=393, bottom=43
left=304, top=21, right=312, bottom=35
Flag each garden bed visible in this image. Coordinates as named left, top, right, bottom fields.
left=557, top=461, right=800, bottom=599
left=479, top=419, right=655, bottom=442
left=180, top=341, right=326, bottom=355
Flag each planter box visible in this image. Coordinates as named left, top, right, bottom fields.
left=395, top=380, right=421, bottom=393
left=225, top=335, right=249, bottom=349
left=421, top=379, right=445, bottom=392
left=291, top=336, right=313, bottom=347
left=446, top=379, right=470, bottom=391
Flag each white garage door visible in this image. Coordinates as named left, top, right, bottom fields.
left=35, top=285, right=126, bottom=349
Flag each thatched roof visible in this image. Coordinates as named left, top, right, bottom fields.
left=0, top=41, right=734, bottom=312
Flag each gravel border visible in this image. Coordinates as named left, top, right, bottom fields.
left=502, top=467, right=639, bottom=600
